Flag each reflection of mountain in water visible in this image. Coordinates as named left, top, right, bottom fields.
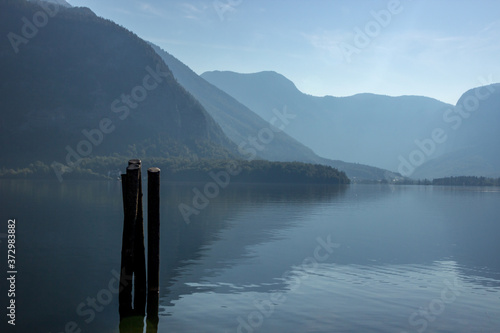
left=434, top=187, right=500, bottom=288
left=2, top=180, right=498, bottom=332
left=158, top=184, right=348, bottom=311
left=158, top=184, right=500, bottom=314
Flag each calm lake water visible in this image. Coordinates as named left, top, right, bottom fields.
left=1, top=180, right=500, bottom=332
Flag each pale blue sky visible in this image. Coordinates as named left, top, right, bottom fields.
left=66, top=0, right=500, bottom=104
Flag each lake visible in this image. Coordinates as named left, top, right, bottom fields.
left=1, top=180, right=499, bottom=332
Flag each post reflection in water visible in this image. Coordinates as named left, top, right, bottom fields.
left=146, top=293, right=160, bottom=333
left=118, top=294, right=159, bottom=333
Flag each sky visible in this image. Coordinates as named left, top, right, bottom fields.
left=65, top=0, right=500, bottom=105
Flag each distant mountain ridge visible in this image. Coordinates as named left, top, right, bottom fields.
left=201, top=70, right=453, bottom=172
left=27, top=0, right=71, bottom=8
left=148, top=45, right=316, bottom=163
left=202, top=70, right=500, bottom=179
left=151, top=44, right=400, bottom=181
left=411, top=83, right=500, bottom=178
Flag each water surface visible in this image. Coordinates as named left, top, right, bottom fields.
left=0, top=180, right=499, bottom=332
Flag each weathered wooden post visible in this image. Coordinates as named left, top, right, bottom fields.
left=120, top=161, right=160, bottom=329
left=129, top=160, right=147, bottom=315
left=119, top=162, right=140, bottom=317
left=119, top=159, right=147, bottom=317
left=146, top=167, right=160, bottom=333
left=147, top=167, right=161, bottom=294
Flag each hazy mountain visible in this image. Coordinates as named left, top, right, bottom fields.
left=151, top=44, right=399, bottom=181
left=27, top=0, right=72, bottom=8
left=149, top=44, right=320, bottom=163
left=412, top=83, right=500, bottom=179
left=201, top=71, right=453, bottom=172
left=0, top=0, right=235, bottom=169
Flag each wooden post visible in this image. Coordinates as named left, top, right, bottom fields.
left=147, top=167, right=161, bottom=295
left=129, top=160, right=147, bottom=315
left=119, top=163, right=140, bottom=317
left=120, top=161, right=160, bottom=328
left=146, top=167, right=160, bottom=332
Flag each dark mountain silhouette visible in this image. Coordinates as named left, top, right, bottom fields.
left=0, top=0, right=235, bottom=171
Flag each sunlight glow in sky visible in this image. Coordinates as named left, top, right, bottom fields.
left=66, top=0, right=500, bottom=104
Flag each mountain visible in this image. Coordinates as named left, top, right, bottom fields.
left=0, top=0, right=235, bottom=172
left=412, top=83, right=500, bottom=179
left=27, top=0, right=72, bottom=8
left=148, top=44, right=320, bottom=163
left=150, top=44, right=399, bottom=181
left=201, top=71, right=453, bottom=172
